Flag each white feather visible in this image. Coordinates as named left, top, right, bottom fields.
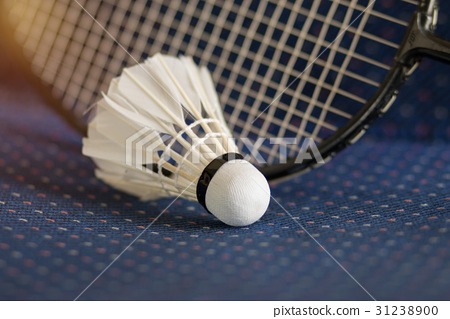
left=117, top=63, right=184, bottom=125
left=146, top=54, right=202, bottom=116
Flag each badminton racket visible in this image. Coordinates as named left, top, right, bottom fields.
left=1, top=0, right=449, bottom=180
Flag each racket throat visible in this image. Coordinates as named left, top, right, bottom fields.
left=396, top=0, right=450, bottom=66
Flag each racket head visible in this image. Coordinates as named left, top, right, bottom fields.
left=1, top=0, right=450, bottom=181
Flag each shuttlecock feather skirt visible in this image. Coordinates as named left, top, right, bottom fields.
left=83, top=54, right=238, bottom=201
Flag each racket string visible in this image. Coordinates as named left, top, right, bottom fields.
left=4, top=0, right=418, bottom=165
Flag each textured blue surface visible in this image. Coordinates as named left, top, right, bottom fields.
left=1, top=9, right=450, bottom=302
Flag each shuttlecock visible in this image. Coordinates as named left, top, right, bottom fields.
left=82, top=53, right=270, bottom=226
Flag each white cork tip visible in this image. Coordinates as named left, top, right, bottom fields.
left=204, top=159, right=270, bottom=227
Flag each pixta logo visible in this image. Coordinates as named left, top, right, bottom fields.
left=126, top=128, right=324, bottom=167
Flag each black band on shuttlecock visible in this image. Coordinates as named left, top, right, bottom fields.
left=196, top=152, right=244, bottom=214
